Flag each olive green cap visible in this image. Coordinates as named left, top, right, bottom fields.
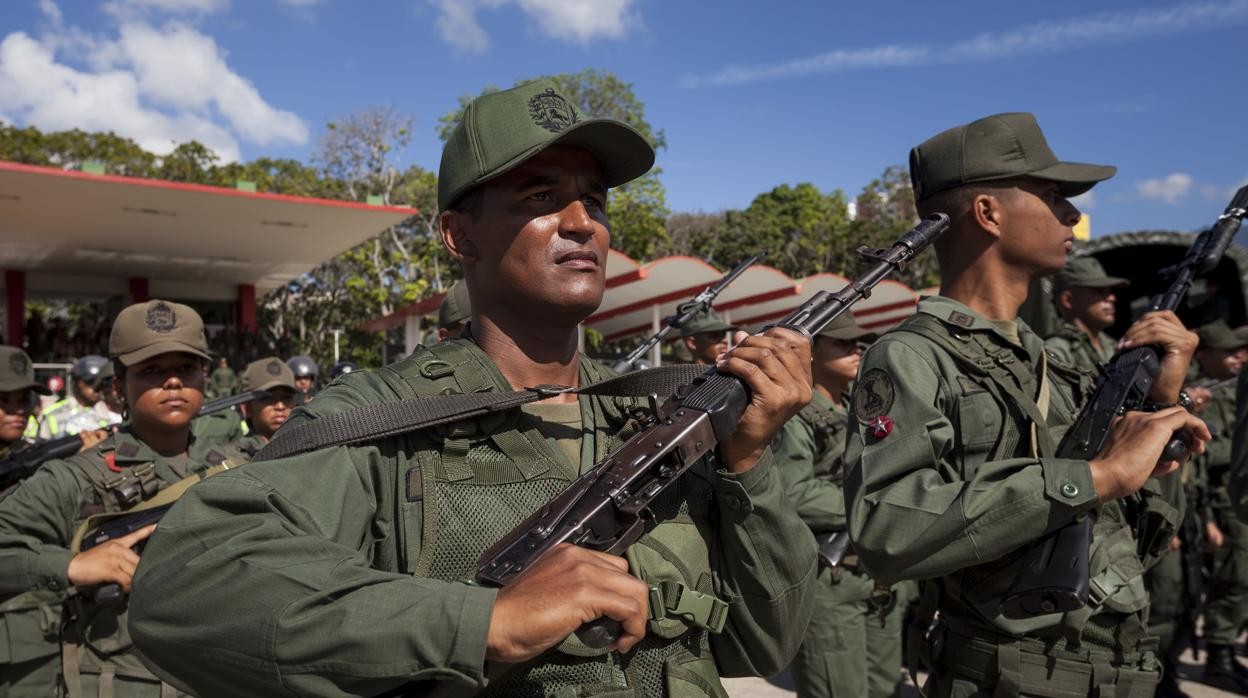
left=0, top=346, right=50, bottom=395
left=1234, top=325, right=1248, bottom=345
left=1196, top=320, right=1248, bottom=351
left=242, top=357, right=297, bottom=393
left=109, top=300, right=211, bottom=366
left=818, top=313, right=877, bottom=342
left=679, top=309, right=736, bottom=338
left=909, top=112, right=1116, bottom=202
left=438, top=80, right=656, bottom=211
left=1053, top=256, right=1129, bottom=292
left=437, top=281, right=472, bottom=329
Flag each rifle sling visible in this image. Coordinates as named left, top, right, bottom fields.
left=255, top=364, right=708, bottom=463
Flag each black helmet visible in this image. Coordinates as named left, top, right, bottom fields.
left=71, top=355, right=110, bottom=384
left=330, top=361, right=359, bottom=380
left=286, top=356, right=319, bottom=378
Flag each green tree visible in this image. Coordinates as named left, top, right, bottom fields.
left=850, top=165, right=937, bottom=287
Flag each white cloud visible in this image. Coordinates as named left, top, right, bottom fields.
left=0, top=7, right=307, bottom=162
left=1070, top=191, right=1095, bottom=211
left=430, top=0, right=637, bottom=54
left=1137, top=173, right=1193, bottom=205
left=103, top=0, right=230, bottom=20
left=38, top=0, right=63, bottom=24
left=278, top=0, right=321, bottom=6
left=683, top=0, right=1248, bottom=87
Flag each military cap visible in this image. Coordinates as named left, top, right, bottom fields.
left=0, top=346, right=51, bottom=395
left=679, top=309, right=737, bottom=338
left=818, top=313, right=877, bottom=342
left=243, top=357, right=298, bottom=393
left=1235, top=325, right=1248, bottom=345
left=909, top=112, right=1117, bottom=202
left=437, top=281, right=472, bottom=329
left=1052, top=256, right=1129, bottom=292
left=438, top=79, right=656, bottom=211
left=1196, top=320, right=1248, bottom=351
left=109, top=300, right=210, bottom=366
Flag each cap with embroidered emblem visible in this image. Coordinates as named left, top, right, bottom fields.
left=438, top=80, right=656, bottom=211
left=109, top=300, right=210, bottom=366
left=909, top=112, right=1116, bottom=202
left=243, top=357, right=298, bottom=393
left=0, top=346, right=51, bottom=395
left=679, top=309, right=737, bottom=338
left=1053, top=256, right=1129, bottom=292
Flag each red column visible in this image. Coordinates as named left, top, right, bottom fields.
left=4, top=270, right=24, bottom=348
left=129, top=277, right=149, bottom=304
left=237, top=284, right=256, bottom=333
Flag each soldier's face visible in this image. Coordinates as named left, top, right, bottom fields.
left=452, top=146, right=610, bottom=324
left=245, top=387, right=295, bottom=439
left=1067, top=286, right=1117, bottom=328
left=686, top=332, right=729, bottom=365
left=813, top=337, right=862, bottom=382
left=76, top=378, right=102, bottom=405
left=124, top=353, right=205, bottom=431
left=1199, top=348, right=1244, bottom=379
left=0, top=389, right=34, bottom=443
left=294, top=376, right=314, bottom=394
left=999, top=178, right=1082, bottom=275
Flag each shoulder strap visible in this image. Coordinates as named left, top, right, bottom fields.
left=255, top=364, right=706, bottom=463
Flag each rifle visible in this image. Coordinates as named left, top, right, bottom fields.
left=611, top=255, right=762, bottom=373
left=1001, top=186, right=1248, bottom=619
left=476, top=214, right=950, bottom=647
left=0, top=389, right=268, bottom=493
left=1177, top=492, right=1206, bottom=659
left=816, top=531, right=852, bottom=570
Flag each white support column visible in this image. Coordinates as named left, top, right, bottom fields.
left=650, top=304, right=662, bottom=367
left=404, top=315, right=421, bottom=355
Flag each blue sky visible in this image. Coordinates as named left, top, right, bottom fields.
left=2, top=0, right=1246, bottom=239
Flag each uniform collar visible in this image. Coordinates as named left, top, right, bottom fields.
left=914, top=295, right=1042, bottom=350
left=108, top=428, right=161, bottom=463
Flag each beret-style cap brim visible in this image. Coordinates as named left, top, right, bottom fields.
left=1030, top=161, right=1118, bottom=198
left=117, top=342, right=211, bottom=367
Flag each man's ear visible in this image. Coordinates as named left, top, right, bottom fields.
left=969, top=192, right=1005, bottom=240
left=440, top=210, right=479, bottom=264
left=1057, top=289, right=1074, bottom=313
left=683, top=336, right=696, bottom=352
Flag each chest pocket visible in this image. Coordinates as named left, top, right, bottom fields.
left=953, top=386, right=1004, bottom=462
left=1085, top=503, right=1150, bottom=615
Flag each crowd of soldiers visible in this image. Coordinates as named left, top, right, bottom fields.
left=0, top=82, right=1245, bottom=698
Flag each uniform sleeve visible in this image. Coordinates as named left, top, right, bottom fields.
left=771, top=416, right=847, bottom=533
left=844, top=338, right=1100, bottom=586
left=708, top=449, right=818, bottom=677
left=129, top=383, right=497, bottom=698
left=1043, top=336, right=1074, bottom=366
left=0, top=460, right=90, bottom=595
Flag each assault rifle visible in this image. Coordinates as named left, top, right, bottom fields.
left=476, top=214, right=950, bottom=647
left=816, top=531, right=853, bottom=570
left=611, top=255, right=762, bottom=372
left=1001, top=185, right=1248, bottom=619
left=0, top=388, right=267, bottom=493
left=1177, top=496, right=1206, bottom=659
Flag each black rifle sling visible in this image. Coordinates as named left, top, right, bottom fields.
left=254, top=364, right=707, bottom=462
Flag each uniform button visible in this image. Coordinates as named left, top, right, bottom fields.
left=1060, top=482, right=1079, bottom=499
left=724, top=496, right=741, bottom=510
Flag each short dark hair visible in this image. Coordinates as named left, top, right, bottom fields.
left=448, top=186, right=484, bottom=217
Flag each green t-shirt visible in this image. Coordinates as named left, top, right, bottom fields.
left=521, top=400, right=583, bottom=476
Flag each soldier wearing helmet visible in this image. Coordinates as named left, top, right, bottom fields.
left=286, top=355, right=319, bottom=401
left=37, top=355, right=117, bottom=440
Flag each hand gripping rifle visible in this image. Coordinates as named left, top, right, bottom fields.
left=611, top=255, right=762, bottom=373
left=476, top=214, right=950, bottom=647
left=1001, top=185, right=1248, bottom=619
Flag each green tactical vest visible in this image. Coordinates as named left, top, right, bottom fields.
left=60, top=434, right=241, bottom=698
left=798, top=399, right=849, bottom=484
left=379, top=339, right=731, bottom=697
left=899, top=314, right=1179, bottom=659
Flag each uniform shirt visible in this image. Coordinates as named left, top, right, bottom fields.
left=772, top=390, right=850, bottom=534
left=128, top=338, right=817, bottom=697
left=845, top=296, right=1179, bottom=643
left=1044, top=320, right=1115, bottom=374
left=207, top=367, right=240, bottom=399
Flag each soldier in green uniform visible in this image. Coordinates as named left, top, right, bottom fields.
left=206, top=357, right=240, bottom=399
left=0, top=300, right=247, bottom=698
left=681, top=309, right=737, bottom=366
left=437, top=279, right=472, bottom=342
left=128, top=80, right=818, bottom=697
left=1191, top=321, right=1248, bottom=690
left=1044, top=256, right=1129, bottom=373
left=234, top=357, right=299, bottom=457
left=773, top=313, right=906, bottom=698
left=845, top=112, right=1209, bottom=697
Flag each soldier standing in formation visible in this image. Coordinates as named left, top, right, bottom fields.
left=681, top=309, right=736, bottom=366
left=0, top=300, right=248, bottom=697
left=129, top=81, right=818, bottom=696
left=233, top=357, right=299, bottom=458
left=206, top=356, right=240, bottom=399
left=845, top=112, right=1210, bottom=696
left=1044, top=256, right=1129, bottom=373
left=286, top=355, right=319, bottom=401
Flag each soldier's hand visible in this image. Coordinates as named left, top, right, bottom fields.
left=1186, top=386, right=1213, bottom=414
left=77, top=429, right=109, bottom=452
left=1089, top=407, right=1211, bottom=503
left=1116, top=311, right=1198, bottom=403
left=1206, top=521, right=1225, bottom=551
left=716, top=328, right=813, bottom=474
left=486, top=544, right=649, bottom=663
left=66, top=524, right=156, bottom=591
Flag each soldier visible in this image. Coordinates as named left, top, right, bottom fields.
left=234, top=357, right=299, bottom=457
left=0, top=300, right=248, bottom=698
left=437, top=279, right=472, bottom=341
left=37, top=355, right=114, bottom=440
left=772, top=313, right=906, bottom=698
left=0, top=347, right=51, bottom=473
left=1191, top=321, right=1248, bottom=690
left=681, top=309, right=737, bottom=365
left=1044, top=256, right=1129, bottom=373
left=845, top=112, right=1209, bottom=696
left=207, top=356, right=241, bottom=399
left=287, top=355, right=319, bottom=401
left=128, top=80, right=817, bottom=696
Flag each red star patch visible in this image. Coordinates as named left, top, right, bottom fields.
left=869, top=415, right=894, bottom=439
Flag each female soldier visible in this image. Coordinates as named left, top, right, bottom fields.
left=0, top=301, right=246, bottom=698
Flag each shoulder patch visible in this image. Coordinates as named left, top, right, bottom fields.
left=948, top=311, right=974, bottom=328
left=116, top=441, right=140, bottom=458
left=853, top=368, right=895, bottom=425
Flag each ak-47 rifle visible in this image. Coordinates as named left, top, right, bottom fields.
left=611, top=255, right=762, bottom=373
left=476, top=214, right=950, bottom=647
left=1001, top=185, right=1248, bottom=619
left=0, top=389, right=268, bottom=493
